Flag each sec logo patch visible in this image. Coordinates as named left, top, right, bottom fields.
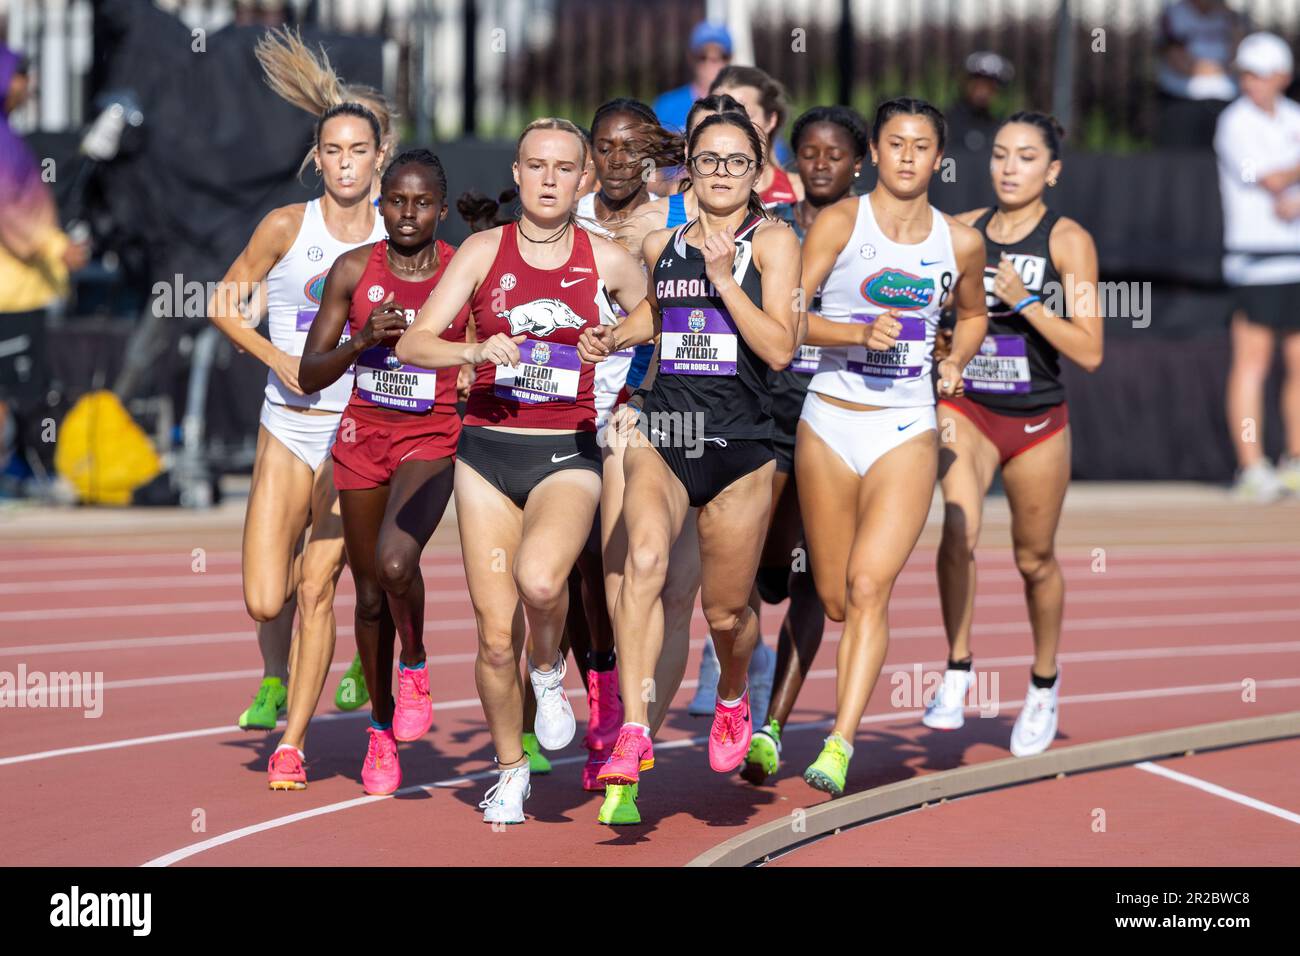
left=367, top=284, right=386, bottom=302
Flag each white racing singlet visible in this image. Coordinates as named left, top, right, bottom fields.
left=263, top=198, right=387, bottom=412
left=577, top=192, right=636, bottom=430
left=811, top=195, right=958, bottom=409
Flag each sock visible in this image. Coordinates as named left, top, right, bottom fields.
left=1031, top=670, right=1058, bottom=689
left=947, top=656, right=973, bottom=672
left=622, top=722, right=650, bottom=735
left=718, top=691, right=745, bottom=708
left=370, top=716, right=392, bottom=731
left=829, top=733, right=855, bottom=758
left=398, top=659, right=426, bottom=672
left=588, top=649, right=617, bottom=672
left=274, top=743, right=304, bottom=758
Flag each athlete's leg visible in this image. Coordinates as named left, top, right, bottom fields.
left=614, top=443, right=690, bottom=727
left=1226, top=312, right=1276, bottom=469
left=1281, top=330, right=1300, bottom=459
left=696, top=461, right=776, bottom=700
left=377, top=457, right=456, bottom=666
left=935, top=406, right=1000, bottom=662
left=243, top=424, right=313, bottom=625
left=647, top=508, right=701, bottom=734
left=280, top=462, right=347, bottom=750
left=456, top=464, right=527, bottom=768
left=1000, top=427, right=1072, bottom=678
left=831, top=433, right=937, bottom=740
left=339, top=485, right=396, bottom=725
left=794, top=420, right=862, bottom=625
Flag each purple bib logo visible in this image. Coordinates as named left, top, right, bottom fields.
left=687, top=309, right=707, bottom=333
left=980, top=338, right=998, bottom=356
left=532, top=341, right=551, bottom=365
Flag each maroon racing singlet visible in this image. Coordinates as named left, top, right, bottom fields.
left=464, top=222, right=604, bottom=431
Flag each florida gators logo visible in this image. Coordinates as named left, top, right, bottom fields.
left=860, top=268, right=934, bottom=310
left=304, top=269, right=330, bottom=305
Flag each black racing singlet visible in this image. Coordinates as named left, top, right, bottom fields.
left=963, top=207, right=1067, bottom=414
left=644, top=215, right=772, bottom=440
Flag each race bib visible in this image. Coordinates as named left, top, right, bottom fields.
left=660, top=307, right=738, bottom=376
left=494, top=339, right=581, bottom=404
left=963, top=335, right=1031, bottom=394
left=790, top=343, right=822, bottom=375
left=294, top=306, right=349, bottom=348
left=846, top=314, right=927, bottom=379
left=355, top=347, right=438, bottom=412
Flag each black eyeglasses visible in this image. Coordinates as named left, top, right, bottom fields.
left=689, top=153, right=756, bottom=177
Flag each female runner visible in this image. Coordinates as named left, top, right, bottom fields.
left=924, top=112, right=1101, bottom=757
left=396, top=118, right=646, bottom=824
left=796, top=98, right=987, bottom=796
left=742, top=104, right=869, bottom=785
left=295, top=149, right=469, bottom=793
left=709, top=66, right=802, bottom=206
left=580, top=111, right=802, bottom=824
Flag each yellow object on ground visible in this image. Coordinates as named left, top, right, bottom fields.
left=54, top=390, right=162, bottom=505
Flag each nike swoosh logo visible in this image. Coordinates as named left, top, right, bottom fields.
left=551, top=452, right=581, bottom=463
left=920, top=258, right=942, bottom=267
left=1024, top=420, right=1050, bottom=433
left=559, top=278, right=585, bottom=288
left=897, top=420, right=919, bottom=431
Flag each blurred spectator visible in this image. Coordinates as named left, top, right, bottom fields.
left=1156, top=0, right=1246, bottom=149
left=653, top=22, right=733, bottom=133
left=0, top=44, right=88, bottom=487
left=946, top=51, right=1014, bottom=153
left=1214, top=32, right=1300, bottom=501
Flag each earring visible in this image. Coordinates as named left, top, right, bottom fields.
left=1047, top=178, right=1057, bottom=187
left=854, top=169, right=861, bottom=178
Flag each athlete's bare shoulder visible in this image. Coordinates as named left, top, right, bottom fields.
left=943, top=213, right=985, bottom=260
left=953, top=206, right=990, bottom=227
left=640, top=225, right=676, bottom=267
left=1047, top=214, right=1097, bottom=265
left=454, top=225, right=506, bottom=267
left=331, top=242, right=377, bottom=277
left=753, top=215, right=800, bottom=254
left=250, top=203, right=306, bottom=255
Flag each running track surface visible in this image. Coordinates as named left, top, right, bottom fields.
left=1, top=483, right=1298, bottom=867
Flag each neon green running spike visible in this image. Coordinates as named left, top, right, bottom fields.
left=803, top=733, right=851, bottom=797
left=597, top=783, right=640, bottom=825
left=522, top=732, right=552, bottom=774
left=238, top=677, right=287, bottom=731
left=741, top=718, right=782, bottom=785
left=334, top=653, right=370, bottom=711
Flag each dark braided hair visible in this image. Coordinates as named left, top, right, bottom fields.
left=999, top=110, right=1065, bottom=161
left=871, top=97, right=947, bottom=152
left=380, top=147, right=448, bottom=198
left=791, top=105, right=869, bottom=158
left=457, top=188, right=519, bottom=233
left=590, top=97, right=659, bottom=136
left=687, top=112, right=771, bottom=222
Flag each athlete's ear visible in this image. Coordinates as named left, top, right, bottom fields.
left=512, top=161, right=521, bottom=189
left=1046, top=158, right=1062, bottom=188
left=439, top=203, right=448, bottom=222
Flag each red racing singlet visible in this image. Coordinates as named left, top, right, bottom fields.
left=760, top=166, right=798, bottom=206
left=464, top=222, right=603, bottom=431
left=346, top=239, right=469, bottom=415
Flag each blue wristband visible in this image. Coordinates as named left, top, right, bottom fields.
left=1014, top=294, right=1041, bottom=313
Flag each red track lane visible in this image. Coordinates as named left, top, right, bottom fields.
left=767, top=738, right=1300, bottom=866
left=2, top=536, right=1299, bottom=866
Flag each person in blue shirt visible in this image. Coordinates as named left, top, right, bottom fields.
left=653, top=22, right=733, bottom=134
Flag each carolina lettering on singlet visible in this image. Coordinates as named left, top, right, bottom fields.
left=846, top=315, right=927, bottom=379
left=494, top=339, right=582, bottom=403
left=353, top=307, right=439, bottom=411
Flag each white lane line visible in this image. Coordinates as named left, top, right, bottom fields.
left=9, top=639, right=1298, bottom=702
left=1135, top=761, right=1300, bottom=826
left=0, top=549, right=467, bottom=573
left=139, top=676, right=1300, bottom=867
left=0, top=563, right=470, bottom=595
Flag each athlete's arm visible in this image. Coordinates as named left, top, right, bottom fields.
left=1013, top=217, right=1104, bottom=372
left=298, top=245, right=397, bottom=393
left=397, top=229, right=518, bottom=368
left=800, top=197, right=865, bottom=348
left=734, top=219, right=802, bottom=369
left=611, top=197, right=668, bottom=259
left=937, top=218, right=990, bottom=397
left=206, top=205, right=302, bottom=389
left=591, top=233, right=648, bottom=317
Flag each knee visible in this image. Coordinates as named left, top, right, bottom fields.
left=353, top=579, right=386, bottom=626
left=1014, top=546, right=1056, bottom=585
left=939, top=504, right=980, bottom=561
left=476, top=627, right=516, bottom=672
left=845, top=570, right=889, bottom=615
left=514, top=562, right=567, bottom=611
left=296, top=574, right=336, bottom=618
left=625, top=538, right=669, bottom=589
left=702, top=603, right=748, bottom=636
left=376, top=547, right=419, bottom=596
left=244, top=589, right=286, bottom=624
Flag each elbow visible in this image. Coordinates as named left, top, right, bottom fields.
left=1077, top=348, right=1104, bottom=374
left=297, top=362, right=322, bottom=395
left=766, top=342, right=797, bottom=372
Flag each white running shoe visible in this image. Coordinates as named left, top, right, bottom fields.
left=479, top=762, right=531, bottom=824
left=1233, top=461, right=1286, bottom=503
left=747, top=640, right=777, bottom=728
left=1276, top=456, right=1300, bottom=495
left=1010, top=672, right=1061, bottom=757
left=922, top=667, right=976, bottom=730
left=528, top=655, right=576, bottom=750
left=688, top=638, right=721, bottom=716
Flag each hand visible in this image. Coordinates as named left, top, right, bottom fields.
left=862, top=310, right=903, bottom=351
left=356, top=292, right=406, bottom=349
left=936, top=357, right=964, bottom=398
left=270, top=348, right=304, bottom=395
left=992, top=253, right=1029, bottom=309
left=578, top=325, right=617, bottom=363
left=473, top=332, right=525, bottom=366
left=456, top=364, right=475, bottom=402
left=701, top=226, right=737, bottom=289
left=62, top=239, right=90, bottom=272
left=931, top=327, right=954, bottom=362
left=1274, top=192, right=1300, bottom=221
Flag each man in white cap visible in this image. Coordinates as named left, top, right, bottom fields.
left=1214, top=31, right=1300, bottom=500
